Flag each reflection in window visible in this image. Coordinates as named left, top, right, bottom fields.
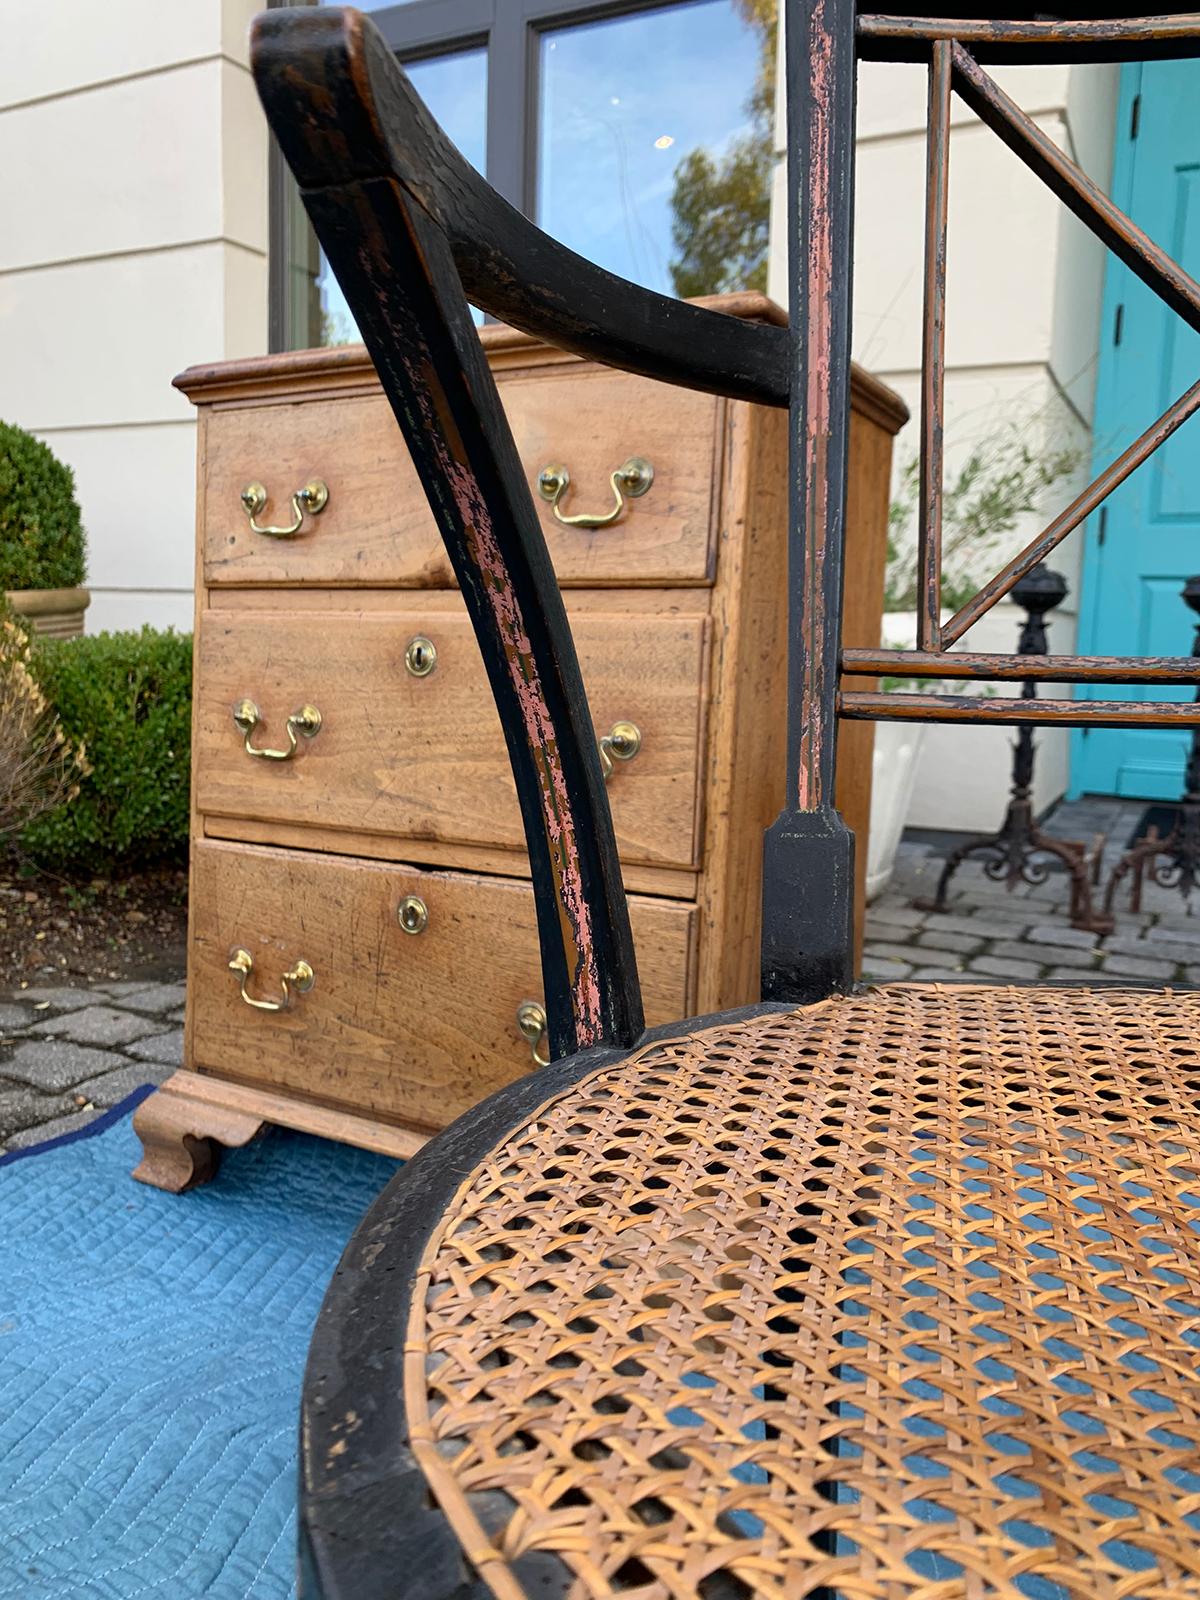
left=537, top=0, right=774, bottom=299
left=317, top=48, right=487, bottom=344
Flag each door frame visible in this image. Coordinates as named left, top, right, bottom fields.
left=1068, top=60, right=1143, bottom=800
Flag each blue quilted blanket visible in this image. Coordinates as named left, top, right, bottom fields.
left=0, top=1091, right=400, bottom=1599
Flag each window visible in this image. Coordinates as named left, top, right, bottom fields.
left=269, top=0, right=776, bottom=351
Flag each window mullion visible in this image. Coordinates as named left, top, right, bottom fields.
left=373, top=0, right=494, bottom=54
left=486, top=8, right=533, bottom=211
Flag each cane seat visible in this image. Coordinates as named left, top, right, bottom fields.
left=304, top=983, right=1200, bottom=1600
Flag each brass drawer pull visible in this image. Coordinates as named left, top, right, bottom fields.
left=239, top=478, right=329, bottom=538
left=232, top=698, right=322, bottom=761
left=598, top=720, right=641, bottom=781
left=228, top=947, right=315, bottom=1012
left=516, top=1000, right=550, bottom=1068
left=536, top=457, right=653, bottom=528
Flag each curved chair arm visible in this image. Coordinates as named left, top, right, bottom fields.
left=252, top=6, right=788, bottom=408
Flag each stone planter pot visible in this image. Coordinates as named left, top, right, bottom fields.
left=866, top=720, right=926, bottom=902
left=5, top=586, right=90, bottom=639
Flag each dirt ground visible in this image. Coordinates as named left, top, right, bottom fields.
left=0, top=857, right=188, bottom=988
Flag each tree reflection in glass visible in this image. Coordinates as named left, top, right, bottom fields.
left=538, top=1, right=775, bottom=300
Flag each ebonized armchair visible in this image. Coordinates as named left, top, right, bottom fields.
left=253, top=7, right=1200, bottom=1596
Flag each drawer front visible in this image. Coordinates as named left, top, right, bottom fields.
left=201, top=370, right=719, bottom=587
left=195, top=605, right=708, bottom=871
left=189, top=841, right=695, bottom=1128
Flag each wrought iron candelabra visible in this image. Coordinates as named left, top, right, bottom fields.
left=918, top=563, right=1112, bottom=932
left=1103, top=574, right=1200, bottom=915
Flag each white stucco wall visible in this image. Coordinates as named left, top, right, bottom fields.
left=0, top=0, right=267, bottom=634
left=768, top=51, right=1120, bottom=831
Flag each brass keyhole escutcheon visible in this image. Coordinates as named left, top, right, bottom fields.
left=397, top=895, right=429, bottom=935
left=405, top=636, right=437, bottom=677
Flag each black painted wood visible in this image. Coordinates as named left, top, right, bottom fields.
left=762, top=810, right=855, bottom=1002
left=254, top=7, right=644, bottom=1060
left=857, top=7, right=1200, bottom=64
left=761, top=0, right=859, bottom=1004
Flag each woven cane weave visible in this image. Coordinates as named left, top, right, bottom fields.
left=405, top=984, right=1200, bottom=1600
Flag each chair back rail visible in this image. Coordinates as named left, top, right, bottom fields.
left=858, top=11, right=1200, bottom=63
left=823, top=6, right=1200, bottom=752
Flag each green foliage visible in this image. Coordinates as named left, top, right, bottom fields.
left=0, top=420, right=87, bottom=591
left=319, top=300, right=358, bottom=348
left=668, top=0, right=776, bottom=299
left=20, top=628, right=192, bottom=873
left=885, top=430, right=1081, bottom=614
left=669, top=138, right=772, bottom=299
left=0, top=597, right=89, bottom=842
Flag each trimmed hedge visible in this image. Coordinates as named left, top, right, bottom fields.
left=21, top=628, right=192, bottom=873
left=0, top=421, right=87, bottom=592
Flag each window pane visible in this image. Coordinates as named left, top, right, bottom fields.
left=538, top=1, right=774, bottom=300
left=405, top=49, right=487, bottom=175
left=317, top=48, right=487, bottom=344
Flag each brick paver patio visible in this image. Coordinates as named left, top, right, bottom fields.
left=3, top=798, right=1194, bottom=1154
left=866, top=795, right=1200, bottom=984
left=0, top=978, right=182, bottom=1154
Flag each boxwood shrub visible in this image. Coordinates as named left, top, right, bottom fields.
left=21, top=628, right=192, bottom=873
left=0, top=421, right=87, bottom=591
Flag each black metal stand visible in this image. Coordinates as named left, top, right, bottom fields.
left=917, top=564, right=1112, bottom=933
left=1103, top=575, right=1200, bottom=915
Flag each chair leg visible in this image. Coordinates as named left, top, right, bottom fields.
left=761, top=807, right=855, bottom=1004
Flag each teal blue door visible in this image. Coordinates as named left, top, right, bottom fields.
left=1071, top=59, right=1200, bottom=798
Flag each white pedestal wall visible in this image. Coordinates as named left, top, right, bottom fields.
left=0, top=0, right=266, bottom=634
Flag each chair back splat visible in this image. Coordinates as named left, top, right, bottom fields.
left=775, top=2, right=1200, bottom=999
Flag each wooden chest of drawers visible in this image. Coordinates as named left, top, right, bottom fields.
left=132, top=294, right=905, bottom=1190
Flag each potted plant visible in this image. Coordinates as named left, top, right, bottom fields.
left=0, top=421, right=89, bottom=637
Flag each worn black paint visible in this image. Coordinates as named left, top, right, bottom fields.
left=761, top=811, right=855, bottom=1002
left=759, top=0, right=860, bottom=1003
left=260, top=8, right=787, bottom=406
left=858, top=8, right=1200, bottom=64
